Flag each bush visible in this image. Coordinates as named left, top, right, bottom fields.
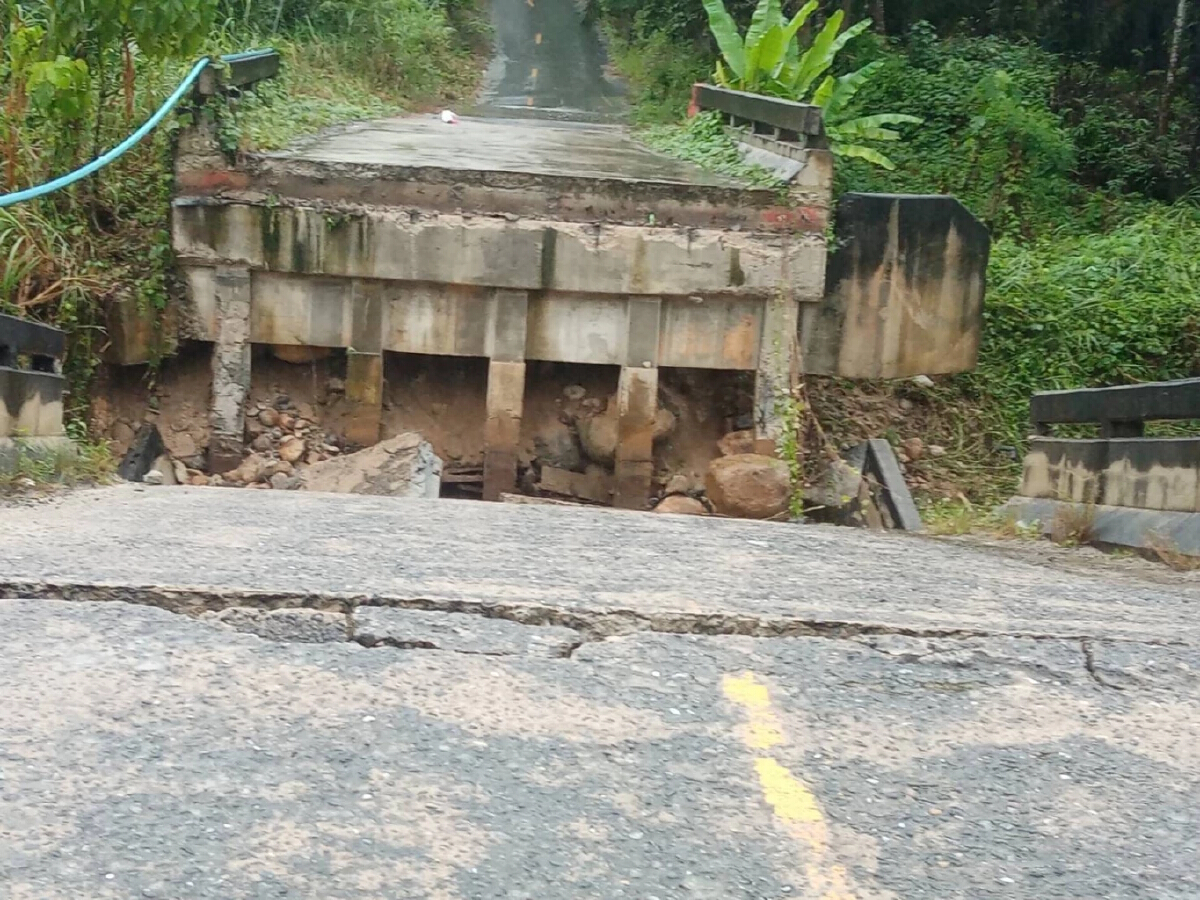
left=217, top=0, right=472, bottom=100
left=972, top=201, right=1200, bottom=443
left=603, top=13, right=710, bottom=124
left=835, top=25, right=1075, bottom=237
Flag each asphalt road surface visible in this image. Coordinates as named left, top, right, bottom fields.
left=1, top=487, right=1198, bottom=899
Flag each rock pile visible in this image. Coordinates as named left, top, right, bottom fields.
left=208, top=395, right=350, bottom=490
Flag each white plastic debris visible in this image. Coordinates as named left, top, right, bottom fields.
left=440, top=109, right=459, bottom=124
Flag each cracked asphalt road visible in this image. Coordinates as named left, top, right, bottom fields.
left=2, top=487, right=1199, bottom=898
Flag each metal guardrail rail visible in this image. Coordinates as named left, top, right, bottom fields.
left=689, top=83, right=824, bottom=142
left=1031, top=378, right=1200, bottom=437
left=0, top=49, right=279, bottom=209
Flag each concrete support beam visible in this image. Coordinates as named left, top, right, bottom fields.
left=483, top=361, right=526, bottom=502
left=614, top=297, right=662, bottom=510
left=483, top=290, right=529, bottom=501
left=344, top=352, right=384, bottom=447
left=209, top=266, right=252, bottom=474
left=614, top=366, right=659, bottom=510
left=754, top=292, right=800, bottom=456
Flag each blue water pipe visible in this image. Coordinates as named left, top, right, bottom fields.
left=0, top=50, right=270, bottom=209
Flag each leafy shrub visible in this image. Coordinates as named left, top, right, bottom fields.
left=973, top=201, right=1200, bottom=442
left=835, top=25, right=1075, bottom=236
left=603, top=11, right=710, bottom=124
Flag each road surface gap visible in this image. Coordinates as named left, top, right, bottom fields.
left=1081, top=638, right=1127, bottom=691
left=5, top=580, right=1187, bottom=652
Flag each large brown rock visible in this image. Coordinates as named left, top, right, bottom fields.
left=278, top=435, right=306, bottom=464
left=654, top=495, right=707, bottom=516
left=229, top=453, right=267, bottom=485
left=705, top=454, right=792, bottom=520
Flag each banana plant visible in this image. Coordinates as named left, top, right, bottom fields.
left=703, top=0, right=818, bottom=96
left=811, top=60, right=922, bottom=170
left=702, top=0, right=921, bottom=168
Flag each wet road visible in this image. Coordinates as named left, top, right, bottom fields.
left=474, top=0, right=625, bottom=120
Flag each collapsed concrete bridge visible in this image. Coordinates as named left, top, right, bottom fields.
left=146, top=55, right=988, bottom=508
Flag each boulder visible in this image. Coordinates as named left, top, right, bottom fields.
left=663, top=473, right=695, bottom=496
left=717, top=430, right=757, bottom=457
left=300, top=432, right=442, bottom=498
left=705, top=453, right=791, bottom=520
left=578, top=411, right=618, bottom=465
left=902, top=437, right=925, bottom=462
left=117, top=423, right=167, bottom=483
left=230, top=453, right=267, bottom=485
left=532, top=421, right=583, bottom=472
left=579, top=406, right=677, bottom=465
left=654, top=495, right=707, bottom=516
left=804, top=457, right=864, bottom=513
left=278, top=436, right=306, bottom=464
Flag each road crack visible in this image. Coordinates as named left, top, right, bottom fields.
left=2, top=579, right=1186, bottom=654
left=1081, top=638, right=1126, bottom=691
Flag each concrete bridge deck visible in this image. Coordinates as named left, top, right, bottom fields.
left=275, top=114, right=739, bottom=185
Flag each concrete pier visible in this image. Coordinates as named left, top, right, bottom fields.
left=208, top=266, right=252, bottom=474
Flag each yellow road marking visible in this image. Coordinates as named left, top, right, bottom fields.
left=530, top=67, right=539, bottom=80
left=723, top=671, right=784, bottom=748
left=535, top=32, right=543, bottom=44
left=722, top=672, right=859, bottom=900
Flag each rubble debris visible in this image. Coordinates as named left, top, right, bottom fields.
left=663, top=473, right=697, bottom=496
left=807, top=440, right=923, bottom=532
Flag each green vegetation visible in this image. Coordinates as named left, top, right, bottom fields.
left=641, top=111, right=785, bottom=185
left=597, top=0, right=1200, bottom=505
left=0, top=426, right=115, bottom=492
left=700, top=0, right=920, bottom=166
left=1, top=0, right=483, bottom=425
